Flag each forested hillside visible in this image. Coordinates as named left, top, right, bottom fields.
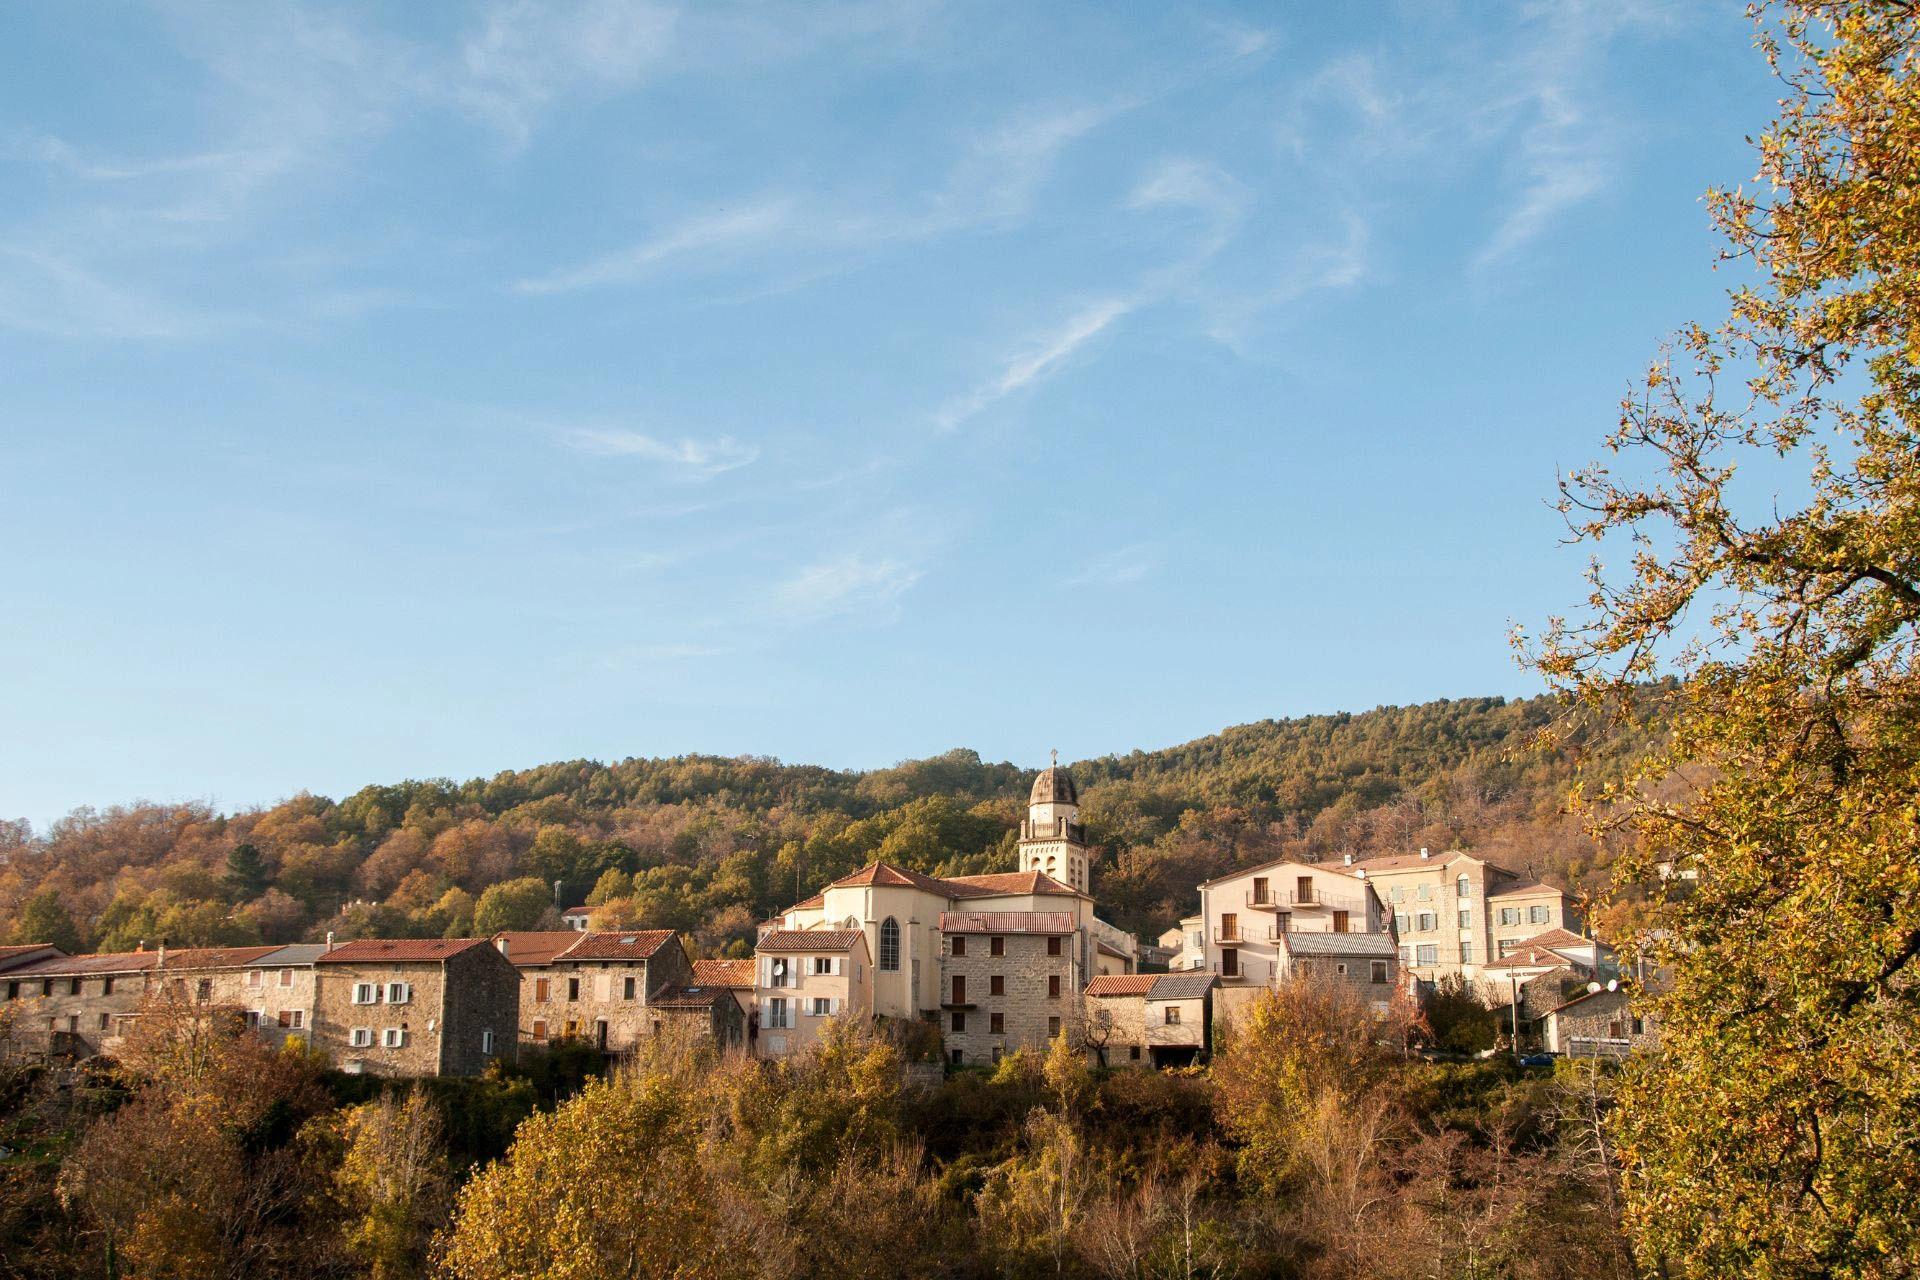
left=0, top=694, right=1644, bottom=958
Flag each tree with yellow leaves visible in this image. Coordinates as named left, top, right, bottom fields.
left=1524, top=2, right=1920, bottom=1274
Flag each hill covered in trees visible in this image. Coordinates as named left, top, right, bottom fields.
left=0, top=694, right=1642, bottom=958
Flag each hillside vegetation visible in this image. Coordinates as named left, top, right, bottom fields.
left=0, top=694, right=1643, bottom=957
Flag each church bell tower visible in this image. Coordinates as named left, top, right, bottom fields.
left=1019, top=751, right=1090, bottom=892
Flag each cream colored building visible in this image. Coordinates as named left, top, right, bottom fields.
left=1340, top=848, right=1576, bottom=987
left=1193, top=859, right=1395, bottom=989
left=755, top=929, right=872, bottom=1059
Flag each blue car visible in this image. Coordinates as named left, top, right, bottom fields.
left=1518, top=1053, right=1556, bottom=1067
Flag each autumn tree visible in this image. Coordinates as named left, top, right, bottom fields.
left=1523, top=3, right=1920, bottom=1274
left=471, top=876, right=554, bottom=934
left=331, top=1089, right=451, bottom=1280
left=9, top=889, right=79, bottom=953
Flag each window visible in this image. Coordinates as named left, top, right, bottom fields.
left=1631, top=1016, right=1645, bottom=1035
left=949, top=1048, right=963, bottom=1066
left=535, top=977, right=551, bottom=1002
left=989, top=974, right=1004, bottom=996
left=951, top=975, right=967, bottom=1004
left=809, top=997, right=835, bottom=1017
left=567, top=977, right=580, bottom=1001
left=1499, top=907, right=1520, bottom=926
left=1221, top=948, right=1239, bottom=978
left=991, top=1047, right=1003, bottom=1064
left=533, top=1020, right=547, bottom=1040
left=767, top=957, right=791, bottom=989
left=1460, top=943, right=1473, bottom=964
left=1164, top=1006, right=1181, bottom=1026
left=878, top=917, right=900, bottom=971
left=990, top=1012, right=1004, bottom=1034
left=1296, top=875, right=1314, bottom=903
left=1332, top=910, right=1350, bottom=933
left=1252, top=876, right=1270, bottom=904
left=1499, top=939, right=1521, bottom=957
left=4, top=982, right=15, bottom=1000
left=352, top=983, right=377, bottom=1005
left=1220, top=912, right=1238, bottom=941
left=951, top=1011, right=966, bottom=1033
left=1336, top=963, right=1349, bottom=976
left=1129, top=1046, right=1141, bottom=1061
left=951, top=936, right=966, bottom=957
left=98, top=1012, right=111, bottom=1030
left=1416, top=912, right=1437, bottom=932
left=350, top=1028, right=373, bottom=1047
left=1458, top=908, right=1472, bottom=929
left=1390, top=887, right=1405, bottom=903
left=278, top=968, right=293, bottom=988
left=1370, top=960, right=1389, bottom=984
left=1417, top=885, right=1431, bottom=901
left=1399, top=946, right=1413, bottom=966
left=1416, top=945, right=1438, bottom=966
left=765, top=998, right=790, bottom=1030
left=1529, top=905, right=1550, bottom=925
left=1048, top=975, right=1060, bottom=999
left=382, top=1027, right=408, bottom=1048
left=101, top=976, right=114, bottom=996
left=623, top=976, right=637, bottom=999
left=69, top=977, right=81, bottom=996
left=482, top=1029, right=495, bottom=1054
left=1049, top=1016, right=1061, bottom=1037
left=1457, top=874, right=1472, bottom=898
left=1047, top=936, right=1062, bottom=957
left=247, top=969, right=262, bottom=988
left=1394, top=912, right=1410, bottom=935
left=385, top=982, right=410, bottom=1005
left=989, top=936, right=1005, bottom=957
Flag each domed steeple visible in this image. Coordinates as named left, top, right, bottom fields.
left=1029, top=752, right=1078, bottom=808
left=1019, top=750, right=1089, bottom=892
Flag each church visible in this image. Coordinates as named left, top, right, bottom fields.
left=753, top=757, right=1139, bottom=1063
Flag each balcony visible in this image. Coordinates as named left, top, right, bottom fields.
left=1212, top=926, right=1244, bottom=944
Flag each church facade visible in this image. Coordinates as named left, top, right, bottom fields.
left=755, top=759, right=1138, bottom=1063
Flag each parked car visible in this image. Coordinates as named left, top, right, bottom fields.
left=1518, top=1053, right=1556, bottom=1067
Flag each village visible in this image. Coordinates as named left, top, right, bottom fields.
left=0, top=761, right=1645, bottom=1077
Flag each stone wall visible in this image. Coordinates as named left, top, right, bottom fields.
left=940, top=932, right=1077, bottom=1066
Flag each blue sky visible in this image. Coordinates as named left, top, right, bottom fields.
left=1, top=1, right=1776, bottom=827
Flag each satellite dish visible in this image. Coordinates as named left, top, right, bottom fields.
left=1606, top=979, right=1619, bottom=992
left=1586, top=981, right=1602, bottom=994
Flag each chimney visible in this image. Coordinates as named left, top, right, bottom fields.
left=1341, top=854, right=1352, bottom=866
left=1419, top=847, right=1430, bottom=860
left=155, top=939, right=167, bottom=968
left=136, top=940, right=145, bottom=953
left=324, top=931, right=335, bottom=954
left=553, top=879, right=565, bottom=906
left=496, top=936, right=511, bottom=960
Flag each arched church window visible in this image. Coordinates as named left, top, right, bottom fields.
left=878, top=917, right=900, bottom=971
left=843, top=917, right=858, bottom=930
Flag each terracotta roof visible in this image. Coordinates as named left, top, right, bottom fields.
left=564, top=930, right=676, bottom=961
left=692, top=958, right=755, bottom=988
left=651, top=986, right=724, bottom=1008
left=939, top=911, right=1075, bottom=935
left=828, top=862, right=957, bottom=894
left=492, top=931, right=586, bottom=966
left=1516, top=927, right=1588, bottom=949
left=783, top=893, right=825, bottom=913
left=1344, top=850, right=1474, bottom=874
left=1489, top=881, right=1561, bottom=898
left=1085, top=974, right=1159, bottom=997
left=757, top=929, right=864, bottom=953
left=1482, top=946, right=1578, bottom=972
left=563, top=905, right=591, bottom=915
left=314, top=938, right=495, bottom=964
left=942, top=870, right=1082, bottom=897
left=11, top=945, right=282, bottom=977
left=1195, top=857, right=1331, bottom=890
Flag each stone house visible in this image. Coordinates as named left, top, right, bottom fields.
left=233, top=943, right=328, bottom=1047
left=493, top=929, right=695, bottom=1053
left=648, top=980, right=749, bottom=1047
left=311, top=938, right=517, bottom=1077
left=1544, top=983, right=1659, bottom=1059
left=1, top=945, right=281, bottom=1058
left=937, top=910, right=1080, bottom=1067
left=754, top=930, right=872, bottom=1059
left=1274, top=932, right=1401, bottom=1011
left=1082, top=972, right=1217, bottom=1068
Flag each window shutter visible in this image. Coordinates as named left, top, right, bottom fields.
left=830, top=997, right=842, bottom=1015
left=830, top=957, right=842, bottom=976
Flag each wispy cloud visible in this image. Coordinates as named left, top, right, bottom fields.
left=1066, top=544, right=1162, bottom=587
left=934, top=296, right=1135, bottom=432
left=454, top=0, right=679, bottom=148
left=556, top=427, right=760, bottom=479
left=771, top=555, right=923, bottom=622
left=515, top=199, right=795, bottom=294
